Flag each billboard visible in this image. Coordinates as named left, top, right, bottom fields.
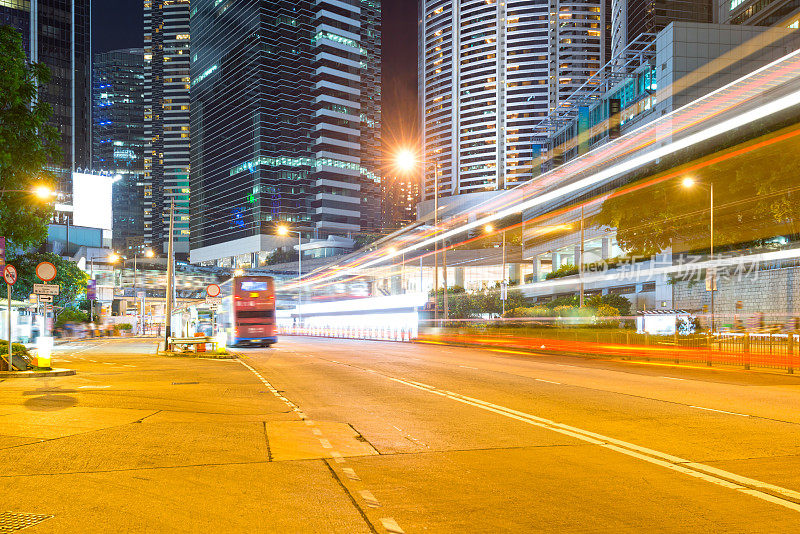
left=72, top=172, right=114, bottom=231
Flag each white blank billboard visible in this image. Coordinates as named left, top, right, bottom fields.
left=73, top=172, right=113, bottom=231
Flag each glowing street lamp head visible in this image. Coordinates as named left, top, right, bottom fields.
left=276, top=225, right=289, bottom=236
left=234, top=268, right=244, bottom=277
left=484, top=224, right=494, bottom=233
left=682, top=177, right=695, bottom=188
left=32, top=184, right=55, bottom=200
left=145, top=249, right=155, bottom=258
left=108, top=252, right=120, bottom=263
left=395, top=149, right=416, bottom=172
left=388, top=246, right=398, bottom=256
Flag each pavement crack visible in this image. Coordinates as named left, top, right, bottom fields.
left=323, top=459, right=379, bottom=534
left=132, top=410, right=162, bottom=424
left=262, top=421, right=273, bottom=461
left=0, top=460, right=273, bottom=478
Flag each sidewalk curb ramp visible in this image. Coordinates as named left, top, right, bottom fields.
left=0, top=368, right=76, bottom=378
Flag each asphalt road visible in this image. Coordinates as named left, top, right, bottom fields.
left=3, top=337, right=800, bottom=532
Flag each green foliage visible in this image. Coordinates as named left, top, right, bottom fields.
left=593, top=123, right=800, bottom=257
left=429, top=286, right=528, bottom=318
left=265, top=248, right=299, bottom=265
left=117, top=323, right=133, bottom=331
left=595, top=304, right=619, bottom=317
left=545, top=263, right=579, bottom=280
left=0, top=343, right=29, bottom=357
left=0, top=26, right=60, bottom=249
left=54, top=307, right=88, bottom=330
left=8, top=252, right=88, bottom=306
left=586, top=294, right=631, bottom=316
left=505, top=306, right=553, bottom=318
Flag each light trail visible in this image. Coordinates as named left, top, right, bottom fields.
left=287, top=47, right=800, bottom=291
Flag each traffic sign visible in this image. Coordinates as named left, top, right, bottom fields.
left=35, top=261, right=57, bottom=282
left=3, top=265, right=17, bottom=285
left=33, top=283, right=59, bottom=295
left=207, top=284, right=221, bottom=297
left=38, top=295, right=53, bottom=304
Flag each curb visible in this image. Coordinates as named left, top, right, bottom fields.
left=0, top=368, right=76, bottom=379
left=157, top=351, right=235, bottom=359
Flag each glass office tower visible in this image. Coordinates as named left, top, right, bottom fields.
left=0, top=0, right=91, bottom=194
left=189, top=0, right=382, bottom=267
left=93, top=48, right=146, bottom=255
left=144, top=0, right=191, bottom=259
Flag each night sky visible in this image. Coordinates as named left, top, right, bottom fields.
left=92, top=0, right=419, bottom=155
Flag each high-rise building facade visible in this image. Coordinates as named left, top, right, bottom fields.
left=419, top=0, right=606, bottom=207
left=0, top=0, right=91, bottom=193
left=144, top=0, right=191, bottom=258
left=612, top=0, right=713, bottom=59
left=92, top=48, right=146, bottom=255
left=719, top=0, right=800, bottom=26
left=189, top=0, right=382, bottom=267
left=381, top=173, right=420, bottom=230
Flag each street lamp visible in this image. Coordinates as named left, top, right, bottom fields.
left=396, top=149, right=444, bottom=323
left=682, top=177, right=715, bottom=332
left=277, top=224, right=303, bottom=329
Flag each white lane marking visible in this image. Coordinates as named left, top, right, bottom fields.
left=359, top=489, right=380, bottom=508
left=88, top=360, right=97, bottom=362
left=102, top=362, right=114, bottom=365
left=534, top=378, right=561, bottom=385
left=319, top=438, right=333, bottom=449
left=330, top=451, right=345, bottom=464
left=342, top=467, right=360, bottom=480
left=689, top=406, right=749, bottom=417
left=662, top=376, right=685, bottom=381
left=459, top=365, right=478, bottom=370
left=124, top=365, right=136, bottom=367
left=78, top=385, right=110, bottom=389
left=380, top=518, right=405, bottom=533
left=376, top=374, right=800, bottom=513
left=312, top=428, right=323, bottom=436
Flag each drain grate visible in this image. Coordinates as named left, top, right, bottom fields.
left=0, top=512, right=54, bottom=532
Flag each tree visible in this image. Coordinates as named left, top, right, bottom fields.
left=8, top=252, right=88, bottom=307
left=593, top=123, right=800, bottom=257
left=0, top=26, right=60, bottom=250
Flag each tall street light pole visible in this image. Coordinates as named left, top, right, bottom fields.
left=683, top=178, right=715, bottom=332
left=395, top=150, right=444, bottom=323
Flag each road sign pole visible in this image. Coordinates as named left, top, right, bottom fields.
left=7, top=283, right=11, bottom=370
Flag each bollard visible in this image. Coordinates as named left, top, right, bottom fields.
left=789, top=333, right=795, bottom=374
left=743, top=333, right=750, bottom=370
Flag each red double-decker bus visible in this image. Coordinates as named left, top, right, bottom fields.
left=217, top=275, right=277, bottom=347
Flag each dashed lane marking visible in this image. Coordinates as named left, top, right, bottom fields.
left=661, top=376, right=685, bottom=380
left=689, top=405, right=749, bottom=417
left=237, top=357, right=406, bottom=533
left=534, top=378, right=561, bottom=385
left=359, top=489, right=381, bottom=508
left=380, top=518, right=405, bottom=534
left=342, top=467, right=361, bottom=480
left=459, top=365, right=478, bottom=370
left=78, top=385, right=110, bottom=389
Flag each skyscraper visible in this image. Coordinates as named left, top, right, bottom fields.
left=419, top=0, right=606, bottom=209
left=612, top=0, right=713, bottom=59
left=0, top=0, right=91, bottom=192
left=143, top=0, right=191, bottom=258
left=93, top=48, right=146, bottom=255
left=189, top=0, right=382, bottom=267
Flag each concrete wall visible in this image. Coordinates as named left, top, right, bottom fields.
left=673, top=260, right=800, bottom=324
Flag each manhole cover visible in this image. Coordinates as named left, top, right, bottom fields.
left=0, top=512, right=54, bottom=532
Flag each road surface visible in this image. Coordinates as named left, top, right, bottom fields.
left=2, top=337, right=800, bottom=532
